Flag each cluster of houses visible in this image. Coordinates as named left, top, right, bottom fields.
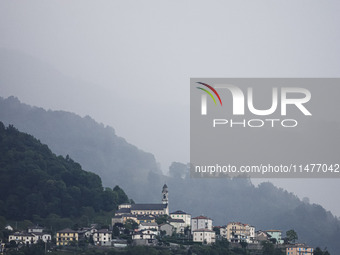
left=56, top=226, right=113, bottom=247
left=7, top=225, right=52, bottom=245
left=5, top=224, right=116, bottom=248
left=110, top=184, right=314, bottom=254
left=2, top=184, right=314, bottom=254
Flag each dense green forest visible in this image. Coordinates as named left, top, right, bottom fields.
left=0, top=121, right=130, bottom=224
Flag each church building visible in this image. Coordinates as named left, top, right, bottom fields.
left=116, top=184, right=169, bottom=216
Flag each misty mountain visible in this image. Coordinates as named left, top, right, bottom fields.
left=1, top=97, right=340, bottom=253
left=0, top=96, right=161, bottom=202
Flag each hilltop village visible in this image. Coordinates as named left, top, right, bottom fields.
left=1, top=184, right=320, bottom=255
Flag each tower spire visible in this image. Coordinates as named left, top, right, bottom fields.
left=162, top=184, right=169, bottom=215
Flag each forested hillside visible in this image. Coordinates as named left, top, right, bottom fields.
left=0, top=121, right=130, bottom=222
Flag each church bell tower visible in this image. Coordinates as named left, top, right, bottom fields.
left=162, top=184, right=169, bottom=215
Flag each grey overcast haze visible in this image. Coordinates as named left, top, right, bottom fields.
left=1, top=1, right=340, bottom=216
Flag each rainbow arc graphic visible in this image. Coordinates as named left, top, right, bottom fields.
left=196, top=82, right=222, bottom=106
left=196, top=82, right=222, bottom=115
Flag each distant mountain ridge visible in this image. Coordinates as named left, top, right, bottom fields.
left=0, top=96, right=161, bottom=201
left=1, top=96, right=340, bottom=254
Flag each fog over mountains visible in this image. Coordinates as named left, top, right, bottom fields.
left=1, top=1, right=340, bottom=253
left=1, top=48, right=340, bottom=253
left=0, top=96, right=161, bottom=199
left=1, top=96, right=340, bottom=254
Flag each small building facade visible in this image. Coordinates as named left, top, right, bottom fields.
left=169, top=210, right=191, bottom=227
left=138, top=222, right=159, bottom=231
left=191, top=216, right=213, bottom=233
left=9, top=233, right=35, bottom=245
left=159, top=223, right=174, bottom=236
left=93, top=229, right=112, bottom=246
left=9, top=231, right=51, bottom=245
left=168, top=218, right=185, bottom=234
left=132, top=229, right=158, bottom=246
left=56, top=228, right=79, bottom=246
left=193, top=229, right=216, bottom=244
left=137, top=215, right=156, bottom=224
left=224, top=222, right=255, bottom=243
left=266, top=230, right=284, bottom=244
left=255, top=230, right=269, bottom=242
left=286, top=246, right=313, bottom=255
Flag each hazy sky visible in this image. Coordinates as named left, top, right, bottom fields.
left=0, top=1, right=339, bottom=216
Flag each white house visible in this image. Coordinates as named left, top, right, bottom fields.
left=9, top=232, right=35, bottom=244
left=249, top=226, right=256, bottom=242
left=93, top=229, right=112, bottom=246
left=138, top=222, right=158, bottom=231
left=191, top=216, right=213, bottom=233
left=118, top=203, right=132, bottom=209
left=168, top=218, right=185, bottom=234
left=25, top=226, right=52, bottom=244
left=28, top=226, right=44, bottom=233
left=132, top=229, right=158, bottom=245
left=78, top=227, right=95, bottom=239
left=32, top=233, right=52, bottom=243
left=169, top=210, right=191, bottom=227
left=132, top=229, right=158, bottom=240
left=193, top=229, right=216, bottom=244
left=220, top=226, right=227, bottom=239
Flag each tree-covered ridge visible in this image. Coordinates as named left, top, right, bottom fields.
left=0, top=121, right=129, bottom=221
left=0, top=96, right=161, bottom=201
